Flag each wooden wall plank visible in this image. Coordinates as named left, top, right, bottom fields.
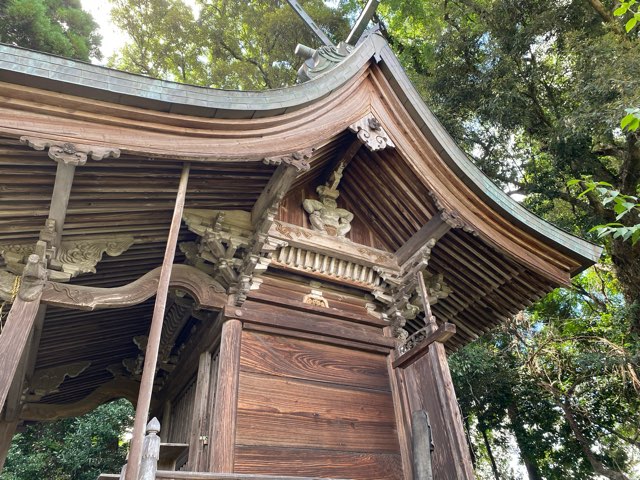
left=227, top=303, right=394, bottom=348
left=188, top=351, right=212, bottom=470
left=235, top=410, right=398, bottom=453
left=238, top=371, right=395, bottom=423
left=240, top=331, right=390, bottom=391
left=235, top=447, right=403, bottom=480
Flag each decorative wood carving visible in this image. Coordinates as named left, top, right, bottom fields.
left=273, top=245, right=381, bottom=288
left=263, top=148, right=313, bottom=172
left=1, top=237, right=134, bottom=280
left=427, top=192, right=477, bottom=236
left=349, top=113, right=395, bottom=151
left=20, top=378, right=140, bottom=421
left=303, top=184, right=354, bottom=238
left=40, top=264, right=226, bottom=311
left=20, top=136, right=120, bottom=165
left=182, top=209, right=287, bottom=306
left=26, top=361, right=91, bottom=401
left=295, top=42, right=354, bottom=82
left=0, top=270, right=18, bottom=303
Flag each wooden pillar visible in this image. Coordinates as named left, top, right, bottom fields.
left=0, top=255, right=45, bottom=416
left=188, top=351, right=212, bottom=470
left=208, top=318, right=242, bottom=473
left=0, top=420, right=18, bottom=473
left=403, top=342, right=475, bottom=480
left=126, top=163, right=190, bottom=480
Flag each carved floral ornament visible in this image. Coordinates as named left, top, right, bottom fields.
left=0, top=236, right=134, bottom=281
left=20, top=136, right=120, bottom=166
left=348, top=114, right=395, bottom=152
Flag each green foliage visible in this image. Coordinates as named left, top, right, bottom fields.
left=108, top=0, right=350, bottom=89
left=568, top=178, right=640, bottom=244
left=1, top=399, right=134, bottom=480
left=452, top=263, right=640, bottom=479
left=0, top=0, right=101, bottom=61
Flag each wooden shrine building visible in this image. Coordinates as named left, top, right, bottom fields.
left=0, top=28, right=601, bottom=480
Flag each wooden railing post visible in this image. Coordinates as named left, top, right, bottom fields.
left=139, top=418, right=161, bottom=480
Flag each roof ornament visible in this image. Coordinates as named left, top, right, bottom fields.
left=287, top=0, right=381, bottom=83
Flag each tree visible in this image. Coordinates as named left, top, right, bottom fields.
left=369, top=0, right=640, bottom=335
left=451, top=263, right=640, bottom=479
left=0, top=0, right=101, bottom=61
left=1, top=399, right=134, bottom=480
left=108, top=0, right=350, bottom=89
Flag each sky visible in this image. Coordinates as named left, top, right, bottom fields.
left=80, top=0, right=126, bottom=63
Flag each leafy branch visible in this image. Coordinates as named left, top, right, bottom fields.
left=568, top=178, right=640, bottom=244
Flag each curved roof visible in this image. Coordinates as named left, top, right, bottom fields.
left=0, top=34, right=601, bottom=268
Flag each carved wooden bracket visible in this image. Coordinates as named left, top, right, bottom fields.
left=1, top=236, right=134, bottom=281
left=26, top=361, right=91, bottom=401
left=20, top=136, right=120, bottom=166
left=40, top=264, right=226, bottom=311
left=263, top=148, right=313, bottom=172
left=349, top=114, right=395, bottom=151
left=182, top=209, right=287, bottom=306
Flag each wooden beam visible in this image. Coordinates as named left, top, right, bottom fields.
left=251, top=163, right=299, bottom=226
left=411, top=410, right=433, bottom=480
left=126, top=163, right=190, bottom=480
left=0, top=255, right=45, bottom=416
left=156, top=472, right=349, bottom=480
left=209, top=318, right=242, bottom=472
left=395, top=213, right=451, bottom=266
left=41, top=264, right=226, bottom=311
left=392, top=323, right=456, bottom=369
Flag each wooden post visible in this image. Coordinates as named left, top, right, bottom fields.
left=403, top=343, right=475, bottom=479
left=188, top=351, right=212, bottom=470
left=0, top=255, right=46, bottom=415
left=139, top=418, right=161, bottom=480
left=208, top=318, right=242, bottom=472
left=0, top=419, right=18, bottom=473
left=126, top=163, right=190, bottom=480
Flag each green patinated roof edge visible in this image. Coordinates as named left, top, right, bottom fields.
left=0, top=37, right=602, bottom=268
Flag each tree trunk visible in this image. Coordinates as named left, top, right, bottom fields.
left=507, top=402, right=543, bottom=480
left=559, top=399, right=630, bottom=480
left=463, top=415, right=477, bottom=468
left=480, top=427, right=501, bottom=480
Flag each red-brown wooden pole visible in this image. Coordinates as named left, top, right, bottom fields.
left=126, top=163, right=190, bottom=480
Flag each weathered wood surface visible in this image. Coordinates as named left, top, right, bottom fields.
left=226, top=302, right=394, bottom=349
left=126, top=163, right=190, bottom=480
left=395, top=212, right=451, bottom=265
left=0, top=419, right=18, bottom=473
left=251, top=163, right=300, bottom=224
left=247, top=290, right=386, bottom=327
left=41, top=264, right=226, bottom=311
left=0, top=291, right=42, bottom=414
left=234, top=329, right=401, bottom=478
left=392, top=323, right=456, bottom=369
left=386, top=348, right=413, bottom=480
left=268, top=220, right=398, bottom=271
left=242, top=322, right=391, bottom=354
left=209, top=319, right=242, bottom=472
left=188, top=351, right=212, bottom=470
left=403, top=342, right=475, bottom=479
left=235, top=447, right=403, bottom=480
left=411, top=410, right=433, bottom=480
left=240, top=331, right=390, bottom=391
left=155, top=471, right=349, bottom=479
left=238, top=371, right=395, bottom=424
